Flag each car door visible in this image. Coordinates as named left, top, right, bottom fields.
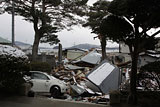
left=31, top=72, right=50, bottom=92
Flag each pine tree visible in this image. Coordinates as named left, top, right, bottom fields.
left=84, top=0, right=111, bottom=60
left=4, top=0, right=88, bottom=60
left=100, top=0, right=160, bottom=105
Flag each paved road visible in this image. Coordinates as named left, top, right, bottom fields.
left=0, top=96, right=107, bottom=107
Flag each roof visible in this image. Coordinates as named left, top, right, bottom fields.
left=73, top=49, right=101, bottom=65
left=65, top=48, right=88, bottom=52
left=0, top=37, right=11, bottom=44
left=140, top=51, right=160, bottom=58
left=81, top=50, right=101, bottom=64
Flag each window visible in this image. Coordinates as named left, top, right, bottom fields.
left=32, top=72, right=49, bottom=80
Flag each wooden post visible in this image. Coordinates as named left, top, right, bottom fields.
left=58, top=43, right=62, bottom=66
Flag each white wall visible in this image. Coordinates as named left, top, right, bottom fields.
left=67, top=50, right=85, bottom=60
left=139, top=55, right=157, bottom=67
left=119, top=43, right=130, bottom=53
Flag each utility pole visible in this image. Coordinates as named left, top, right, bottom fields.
left=58, top=43, right=62, bottom=66
left=12, top=0, right=15, bottom=46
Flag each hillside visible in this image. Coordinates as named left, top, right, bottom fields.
left=68, top=43, right=100, bottom=50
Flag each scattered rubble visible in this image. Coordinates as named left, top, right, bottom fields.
left=49, top=49, right=128, bottom=105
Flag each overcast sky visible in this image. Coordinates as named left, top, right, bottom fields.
left=0, top=0, right=117, bottom=48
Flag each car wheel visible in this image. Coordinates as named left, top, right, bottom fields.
left=27, top=90, right=35, bottom=97
left=50, top=86, right=61, bottom=98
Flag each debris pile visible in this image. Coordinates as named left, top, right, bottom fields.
left=50, top=49, right=121, bottom=104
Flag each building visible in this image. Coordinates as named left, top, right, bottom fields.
left=139, top=50, right=160, bottom=67
left=63, top=48, right=88, bottom=61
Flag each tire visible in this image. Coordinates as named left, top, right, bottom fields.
left=50, top=86, right=61, bottom=98
left=28, top=90, right=35, bottom=97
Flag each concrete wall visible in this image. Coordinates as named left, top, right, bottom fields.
left=28, top=55, right=56, bottom=68
left=119, top=43, right=130, bottom=54
left=139, top=55, right=157, bottom=67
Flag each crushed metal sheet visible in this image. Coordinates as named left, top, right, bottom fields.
left=70, top=84, right=85, bottom=96
left=64, top=64, right=85, bottom=70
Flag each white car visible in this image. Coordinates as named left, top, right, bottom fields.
left=28, top=71, right=68, bottom=98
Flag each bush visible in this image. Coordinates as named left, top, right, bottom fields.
left=29, top=61, right=51, bottom=73
left=138, top=61, right=160, bottom=90
left=0, top=45, right=29, bottom=94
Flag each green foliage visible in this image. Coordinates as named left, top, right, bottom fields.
left=84, top=0, right=110, bottom=34
left=100, top=0, right=160, bottom=53
left=4, top=0, right=88, bottom=44
left=45, top=0, right=62, bottom=6
left=29, top=61, right=51, bottom=73
left=108, top=0, right=160, bottom=31
left=100, top=14, right=134, bottom=42
left=40, top=26, right=60, bottom=45
left=0, top=54, right=29, bottom=94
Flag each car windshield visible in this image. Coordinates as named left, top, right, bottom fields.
left=32, top=72, right=50, bottom=80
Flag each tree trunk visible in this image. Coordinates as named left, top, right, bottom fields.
left=128, top=24, right=139, bottom=105
left=31, top=0, right=45, bottom=61
left=101, top=35, right=107, bottom=60
left=127, top=51, right=138, bottom=105
left=32, top=32, right=40, bottom=61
